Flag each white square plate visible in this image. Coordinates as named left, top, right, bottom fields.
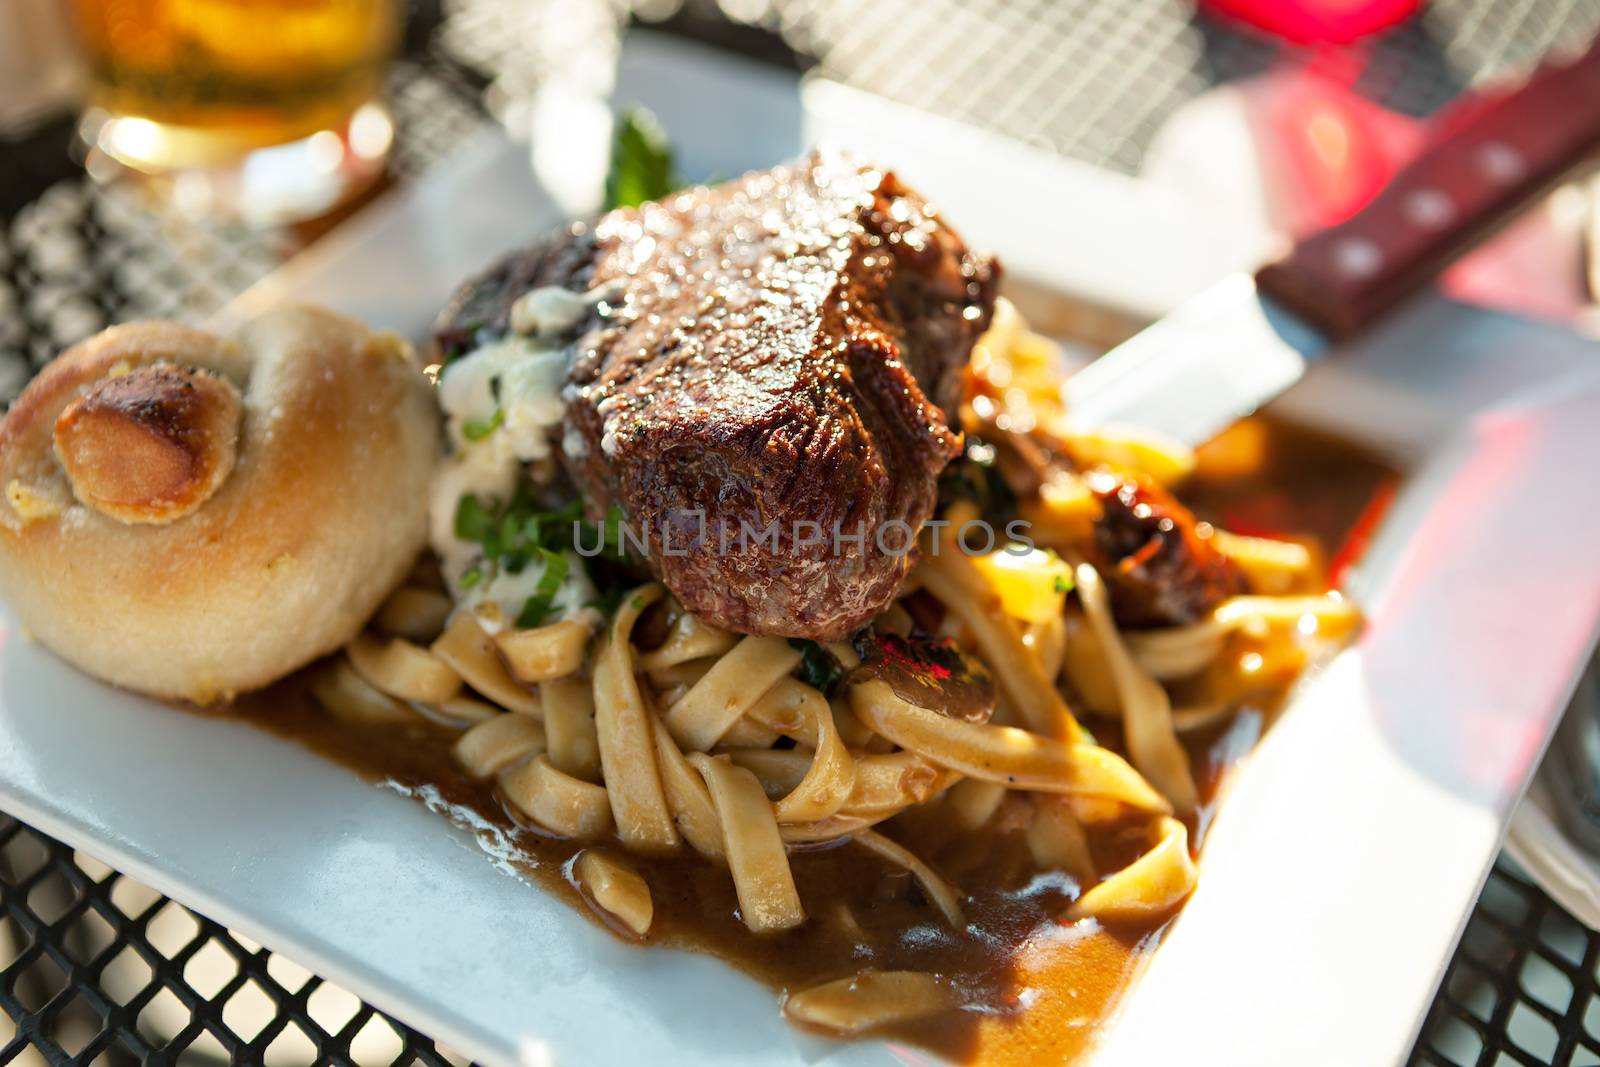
left=5, top=36, right=1600, bottom=1067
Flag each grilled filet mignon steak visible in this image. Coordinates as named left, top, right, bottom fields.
left=435, top=150, right=997, bottom=639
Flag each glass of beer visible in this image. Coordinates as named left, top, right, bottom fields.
left=73, top=0, right=401, bottom=225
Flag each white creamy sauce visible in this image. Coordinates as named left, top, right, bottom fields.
left=427, top=444, right=516, bottom=583
left=427, top=283, right=613, bottom=629
left=438, top=335, right=568, bottom=462
left=510, top=285, right=599, bottom=336
left=561, top=421, right=589, bottom=460
left=457, top=550, right=601, bottom=635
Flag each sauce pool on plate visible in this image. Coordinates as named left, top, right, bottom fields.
left=223, top=415, right=1399, bottom=1065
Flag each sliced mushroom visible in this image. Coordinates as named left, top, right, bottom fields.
left=847, top=632, right=997, bottom=725
left=784, top=970, right=959, bottom=1035
left=571, top=848, right=654, bottom=938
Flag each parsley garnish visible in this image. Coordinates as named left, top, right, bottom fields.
left=515, top=548, right=570, bottom=628
left=586, top=585, right=627, bottom=618
left=937, top=436, right=1017, bottom=522
left=455, top=488, right=638, bottom=622
left=590, top=502, right=630, bottom=563
left=457, top=490, right=572, bottom=568
left=461, top=407, right=504, bottom=442
left=788, top=638, right=845, bottom=697
left=454, top=493, right=497, bottom=549
left=604, top=108, right=682, bottom=210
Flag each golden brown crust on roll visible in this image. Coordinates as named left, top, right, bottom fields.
left=0, top=307, right=439, bottom=703
left=53, top=364, right=243, bottom=524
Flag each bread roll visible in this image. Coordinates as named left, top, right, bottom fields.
left=0, top=306, right=439, bottom=703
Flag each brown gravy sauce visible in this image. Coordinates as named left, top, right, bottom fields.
left=222, top=416, right=1398, bottom=1065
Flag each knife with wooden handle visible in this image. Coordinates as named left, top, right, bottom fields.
left=1065, top=37, right=1600, bottom=447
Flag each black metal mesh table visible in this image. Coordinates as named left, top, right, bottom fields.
left=5, top=1, right=1600, bottom=1063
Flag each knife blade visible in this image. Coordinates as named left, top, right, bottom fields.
left=1063, top=274, right=1324, bottom=448
left=1065, top=36, right=1600, bottom=448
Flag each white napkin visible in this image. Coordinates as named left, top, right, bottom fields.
left=1507, top=773, right=1600, bottom=930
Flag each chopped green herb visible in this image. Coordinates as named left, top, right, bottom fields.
left=1054, top=573, right=1073, bottom=594
left=454, top=488, right=639, bottom=623
left=456, top=489, right=577, bottom=565
left=454, top=493, right=497, bottom=550
left=499, top=510, right=532, bottom=572
left=458, top=568, right=482, bottom=589
left=592, top=502, right=630, bottom=562
left=586, top=585, right=627, bottom=619
left=604, top=107, right=682, bottom=211
left=462, top=408, right=504, bottom=442
left=788, top=638, right=845, bottom=698
left=516, top=549, right=569, bottom=628
left=937, top=436, right=1017, bottom=522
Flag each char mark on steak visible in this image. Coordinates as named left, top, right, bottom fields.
left=435, top=150, right=997, bottom=640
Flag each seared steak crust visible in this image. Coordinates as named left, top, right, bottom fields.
left=436, top=152, right=996, bottom=639
left=432, top=226, right=598, bottom=362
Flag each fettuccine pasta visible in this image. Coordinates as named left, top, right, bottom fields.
left=308, top=299, right=1366, bottom=1041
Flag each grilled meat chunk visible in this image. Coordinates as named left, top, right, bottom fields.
left=1084, top=469, right=1245, bottom=629
left=433, top=227, right=599, bottom=364
left=436, top=151, right=996, bottom=639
